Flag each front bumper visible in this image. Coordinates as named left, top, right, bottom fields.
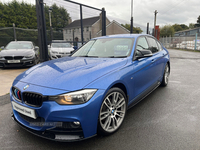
left=10, top=82, right=105, bottom=141
left=50, top=53, right=70, bottom=59
left=11, top=113, right=96, bottom=142
left=0, top=58, right=35, bottom=68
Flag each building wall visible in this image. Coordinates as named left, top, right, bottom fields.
left=174, top=27, right=200, bottom=37
left=63, top=26, right=92, bottom=42
left=91, top=18, right=110, bottom=38
left=96, top=21, right=129, bottom=37
left=107, top=22, right=129, bottom=35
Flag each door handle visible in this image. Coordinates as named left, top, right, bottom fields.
left=152, top=59, right=155, bottom=62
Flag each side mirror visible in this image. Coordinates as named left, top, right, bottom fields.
left=0, top=46, right=4, bottom=50
left=34, top=46, right=39, bottom=51
left=48, top=45, right=51, bottom=48
left=135, top=49, right=153, bottom=60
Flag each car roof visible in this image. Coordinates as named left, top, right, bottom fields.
left=94, top=34, right=150, bottom=39
left=51, top=40, right=69, bottom=43
left=9, top=41, right=33, bottom=44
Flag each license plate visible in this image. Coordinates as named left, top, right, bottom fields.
left=12, top=101, right=36, bottom=119
left=7, top=60, right=20, bottom=63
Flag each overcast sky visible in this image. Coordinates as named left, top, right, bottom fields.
left=1, top=0, right=200, bottom=32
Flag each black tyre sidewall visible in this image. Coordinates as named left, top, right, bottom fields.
left=161, top=63, right=169, bottom=87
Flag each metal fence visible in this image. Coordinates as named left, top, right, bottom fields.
left=160, top=36, right=200, bottom=50
left=0, top=27, right=63, bottom=47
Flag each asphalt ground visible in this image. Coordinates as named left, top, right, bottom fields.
left=0, top=49, right=200, bottom=150
left=0, top=67, right=28, bottom=96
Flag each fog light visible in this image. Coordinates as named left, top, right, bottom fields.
left=73, top=121, right=80, bottom=125
left=70, top=121, right=80, bottom=128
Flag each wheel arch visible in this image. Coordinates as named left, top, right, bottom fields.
left=167, top=61, right=170, bottom=74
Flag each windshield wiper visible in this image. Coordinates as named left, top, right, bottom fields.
left=107, top=56, right=127, bottom=58
left=77, top=55, right=99, bottom=58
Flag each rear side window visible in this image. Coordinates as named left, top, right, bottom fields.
left=136, top=37, right=149, bottom=50
left=146, top=37, right=159, bottom=53
left=156, top=41, right=163, bottom=51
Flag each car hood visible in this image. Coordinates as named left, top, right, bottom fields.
left=0, top=49, right=33, bottom=56
left=51, top=47, right=74, bottom=53
left=15, top=56, right=128, bottom=91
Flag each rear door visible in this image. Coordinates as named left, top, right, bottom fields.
left=146, top=36, right=165, bottom=82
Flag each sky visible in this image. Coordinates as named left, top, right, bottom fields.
left=1, top=0, right=200, bottom=33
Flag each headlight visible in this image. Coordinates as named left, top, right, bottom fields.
left=51, top=51, right=58, bottom=54
left=24, top=54, right=34, bottom=58
left=49, top=89, right=97, bottom=105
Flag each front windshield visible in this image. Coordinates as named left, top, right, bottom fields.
left=51, top=43, right=72, bottom=48
left=5, top=42, right=33, bottom=50
left=72, top=38, right=134, bottom=58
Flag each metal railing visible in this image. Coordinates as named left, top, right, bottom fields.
left=160, top=36, right=200, bottom=50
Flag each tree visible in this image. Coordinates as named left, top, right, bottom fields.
left=197, top=16, right=200, bottom=24
left=121, top=24, right=143, bottom=33
left=180, top=24, right=189, bottom=30
left=189, top=23, right=195, bottom=29
left=0, top=0, right=71, bottom=29
left=160, top=25, right=174, bottom=37
left=44, top=4, right=71, bottom=30
left=194, top=16, right=200, bottom=28
left=172, top=24, right=182, bottom=32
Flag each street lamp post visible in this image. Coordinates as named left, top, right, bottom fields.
left=130, top=0, right=134, bottom=34
left=49, top=7, right=53, bottom=42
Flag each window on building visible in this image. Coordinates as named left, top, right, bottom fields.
left=86, top=27, right=89, bottom=32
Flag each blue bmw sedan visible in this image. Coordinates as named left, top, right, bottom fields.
left=10, top=34, right=170, bottom=141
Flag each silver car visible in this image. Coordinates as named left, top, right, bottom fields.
left=0, top=41, right=39, bottom=68
left=49, top=42, right=74, bottom=59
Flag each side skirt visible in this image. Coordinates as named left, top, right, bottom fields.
left=127, top=81, right=161, bottom=110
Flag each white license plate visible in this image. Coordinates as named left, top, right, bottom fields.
left=7, top=60, right=20, bottom=63
left=12, top=101, right=36, bottom=119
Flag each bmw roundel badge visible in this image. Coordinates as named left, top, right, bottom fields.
left=23, top=85, right=29, bottom=90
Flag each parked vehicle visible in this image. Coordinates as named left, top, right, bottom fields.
left=10, top=34, right=170, bottom=141
left=49, top=40, right=75, bottom=59
left=0, top=41, right=39, bottom=68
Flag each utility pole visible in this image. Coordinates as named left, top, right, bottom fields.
left=102, top=8, right=106, bottom=36
left=154, top=10, right=158, bottom=37
left=36, top=0, right=48, bottom=62
left=130, top=0, right=133, bottom=34
left=80, top=4, right=84, bottom=44
left=49, top=7, right=53, bottom=42
left=13, top=23, right=17, bottom=41
left=146, top=22, right=149, bottom=34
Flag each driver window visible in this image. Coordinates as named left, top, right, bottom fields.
left=136, top=37, right=149, bottom=50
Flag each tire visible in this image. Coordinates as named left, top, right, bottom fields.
left=97, top=87, right=127, bottom=136
left=161, top=63, right=170, bottom=87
